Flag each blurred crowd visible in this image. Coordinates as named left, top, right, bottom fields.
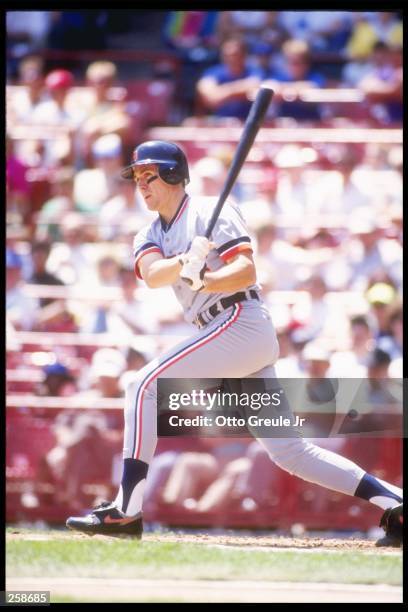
left=6, top=10, right=402, bottom=521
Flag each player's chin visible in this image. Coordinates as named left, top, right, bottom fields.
left=143, top=195, right=156, bottom=209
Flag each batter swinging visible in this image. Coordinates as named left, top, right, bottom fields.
left=66, top=141, right=403, bottom=546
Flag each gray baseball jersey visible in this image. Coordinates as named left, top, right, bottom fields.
left=133, top=195, right=261, bottom=324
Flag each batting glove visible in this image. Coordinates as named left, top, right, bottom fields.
left=186, top=236, right=212, bottom=260
left=180, top=256, right=207, bottom=291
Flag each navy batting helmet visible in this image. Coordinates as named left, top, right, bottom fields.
left=121, top=140, right=189, bottom=185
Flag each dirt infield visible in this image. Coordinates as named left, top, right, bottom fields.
left=6, top=529, right=400, bottom=553
left=5, top=576, right=402, bottom=603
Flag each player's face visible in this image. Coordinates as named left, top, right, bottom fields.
left=133, top=164, right=169, bottom=211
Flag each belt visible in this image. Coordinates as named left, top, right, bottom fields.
left=194, top=290, right=259, bottom=328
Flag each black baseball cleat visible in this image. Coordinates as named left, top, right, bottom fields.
left=375, top=503, right=403, bottom=547
left=66, top=501, right=143, bottom=538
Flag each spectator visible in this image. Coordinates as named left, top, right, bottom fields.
left=7, top=55, right=46, bottom=126
left=366, top=348, right=393, bottom=401
left=274, top=324, right=304, bottom=378
left=34, top=297, right=79, bottom=334
left=79, top=254, right=121, bottom=334
left=36, top=167, right=77, bottom=241
left=99, top=177, right=155, bottom=241
left=274, top=144, right=317, bottom=218
left=365, top=282, right=398, bottom=340
left=113, top=266, right=160, bottom=335
left=330, top=315, right=375, bottom=377
left=301, top=342, right=331, bottom=378
left=80, top=263, right=161, bottom=337
left=278, top=11, right=352, bottom=53
left=38, top=411, right=121, bottom=512
left=266, top=39, right=326, bottom=121
left=79, top=61, right=131, bottom=161
left=84, top=348, right=127, bottom=399
left=161, top=439, right=247, bottom=510
left=31, top=69, right=82, bottom=126
left=347, top=12, right=402, bottom=60
left=188, top=156, right=227, bottom=198
left=6, top=12, right=51, bottom=76
left=120, top=337, right=159, bottom=391
left=347, top=215, right=402, bottom=291
left=349, top=144, right=403, bottom=212
left=291, top=275, right=330, bottom=343
left=189, top=455, right=252, bottom=514
left=216, top=11, right=287, bottom=51
left=323, top=147, right=369, bottom=215
left=26, top=69, right=84, bottom=166
left=377, top=306, right=402, bottom=361
left=6, top=135, right=31, bottom=221
left=96, top=254, right=121, bottom=288
left=74, top=133, right=124, bottom=213
left=6, top=248, right=39, bottom=331
left=230, top=440, right=281, bottom=510
left=239, top=168, right=279, bottom=229
left=46, top=212, right=97, bottom=285
left=125, top=343, right=151, bottom=372
left=36, top=362, right=77, bottom=397
left=356, top=41, right=402, bottom=124
left=196, top=36, right=263, bottom=119
left=28, top=240, right=65, bottom=307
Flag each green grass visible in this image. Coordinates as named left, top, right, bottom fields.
left=6, top=537, right=402, bottom=586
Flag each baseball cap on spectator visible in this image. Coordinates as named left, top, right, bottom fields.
left=6, top=248, right=23, bottom=269
left=366, top=283, right=396, bottom=306
left=43, top=362, right=71, bottom=377
left=45, top=69, right=74, bottom=90
left=90, top=348, right=126, bottom=379
left=91, top=134, right=122, bottom=159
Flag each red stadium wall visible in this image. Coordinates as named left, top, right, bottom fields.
left=6, top=408, right=402, bottom=531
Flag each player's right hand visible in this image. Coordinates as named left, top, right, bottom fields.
left=180, top=256, right=206, bottom=291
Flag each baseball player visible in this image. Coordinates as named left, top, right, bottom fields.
left=67, top=141, right=403, bottom=546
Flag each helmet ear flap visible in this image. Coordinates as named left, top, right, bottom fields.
left=158, top=165, right=184, bottom=185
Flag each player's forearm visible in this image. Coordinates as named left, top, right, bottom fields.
left=144, top=257, right=183, bottom=288
left=201, top=258, right=256, bottom=293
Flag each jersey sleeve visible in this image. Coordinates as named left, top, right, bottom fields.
left=210, top=200, right=253, bottom=263
left=133, top=226, right=163, bottom=280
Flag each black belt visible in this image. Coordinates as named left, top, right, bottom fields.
left=194, top=290, right=259, bottom=328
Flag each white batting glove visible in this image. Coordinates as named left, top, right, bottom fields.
left=187, top=236, right=212, bottom=260
left=180, top=256, right=207, bottom=291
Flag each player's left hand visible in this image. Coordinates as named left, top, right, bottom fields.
left=180, top=256, right=206, bottom=291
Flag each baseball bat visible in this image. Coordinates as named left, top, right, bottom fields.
left=205, top=86, right=274, bottom=239
left=180, top=87, right=273, bottom=288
